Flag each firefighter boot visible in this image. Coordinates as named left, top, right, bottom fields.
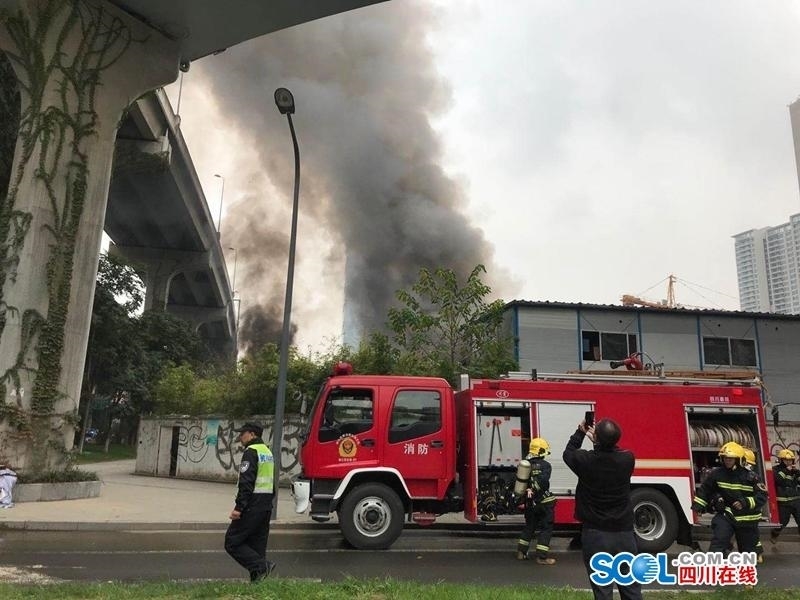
left=536, top=556, right=556, bottom=565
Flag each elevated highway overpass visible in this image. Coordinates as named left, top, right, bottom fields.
left=0, top=0, right=386, bottom=472
left=107, top=88, right=236, bottom=357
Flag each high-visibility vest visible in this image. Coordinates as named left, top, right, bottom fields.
left=248, top=442, right=274, bottom=494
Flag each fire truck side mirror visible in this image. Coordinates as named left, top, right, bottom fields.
left=772, top=406, right=779, bottom=428
left=459, top=373, right=470, bottom=391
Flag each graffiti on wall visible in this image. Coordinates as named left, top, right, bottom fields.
left=176, top=424, right=210, bottom=464
left=172, top=417, right=305, bottom=476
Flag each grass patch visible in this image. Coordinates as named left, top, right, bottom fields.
left=74, top=443, right=137, bottom=465
left=0, top=579, right=797, bottom=599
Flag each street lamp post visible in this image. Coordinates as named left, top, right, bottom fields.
left=232, top=296, right=241, bottom=331
left=227, top=246, right=238, bottom=295
left=214, top=173, right=225, bottom=239
left=272, top=87, right=300, bottom=518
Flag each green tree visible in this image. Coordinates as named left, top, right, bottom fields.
left=132, top=309, right=211, bottom=413
left=79, top=254, right=144, bottom=452
left=153, top=343, right=328, bottom=419
left=154, top=364, right=222, bottom=416
left=337, top=332, right=397, bottom=375
left=81, top=254, right=211, bottom=450
left=388, top=264, right=517, bottom=385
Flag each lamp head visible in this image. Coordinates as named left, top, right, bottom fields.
left=274, top=88, right=295, bottom=115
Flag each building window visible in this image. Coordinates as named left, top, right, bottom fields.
left=702, top=337, right=757, bottom=367
left=582, top=331, right=638, bottom=361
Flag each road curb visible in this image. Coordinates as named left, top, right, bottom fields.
left=0, top=520, right=532, bottom=533
left=0, top=521, right=340, bottom=532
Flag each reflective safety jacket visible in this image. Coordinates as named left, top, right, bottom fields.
left=525, top=455, right=556, bottom=505
left=692, top=464, right=766, bottom=526
left=773, top=463, right=800, bottom=503
left=235, top=438, right=274, bottom=513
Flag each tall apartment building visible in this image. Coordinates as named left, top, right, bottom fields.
left=732, top=98, right=800, bottom=314
left=733, top=214, right=800, bottom=314
left=733, top=228, right=769, bottom=312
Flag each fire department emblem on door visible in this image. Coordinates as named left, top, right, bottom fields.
left=338, top=434, right=358, bottom=460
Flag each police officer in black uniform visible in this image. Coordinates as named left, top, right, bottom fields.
left=224, top=422, right=276, bottom=582
left=563, top=417, right=642, bottom=600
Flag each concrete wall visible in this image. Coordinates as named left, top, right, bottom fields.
left=640, top=313, right=701, bottom=370
left=515, top=307, right=579, bottom=373
left=135, top=415, right=305, bottom=483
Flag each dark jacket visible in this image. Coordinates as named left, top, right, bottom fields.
left=526, top=455, right=556, bottom=505
left=692, top=463, right=766, bottom=525
left=234, top=437, right=274, bottom=513
left=562, top=428, right=635, bottom=531
left=774, top=463, right=800, bottom=503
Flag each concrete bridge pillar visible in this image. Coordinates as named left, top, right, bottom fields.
left=109, top=245, right=211, bottom=312
left=111, top=244, right=235, bottom=359
left=0, top=0, right=179, bottom=472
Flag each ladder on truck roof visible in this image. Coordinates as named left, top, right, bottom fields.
left=492, top=369, right=762, bottom=387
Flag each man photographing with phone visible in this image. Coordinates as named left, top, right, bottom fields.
left=563, top=416, right=642, bottom=600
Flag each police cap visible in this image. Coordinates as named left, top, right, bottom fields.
left=234, top=422, right=263, bottom=437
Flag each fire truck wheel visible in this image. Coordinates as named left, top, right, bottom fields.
left=630, top=488, right=678, bottom=553
left=339, top=483, right=405, bottom=550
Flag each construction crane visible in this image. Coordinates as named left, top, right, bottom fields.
left=621, top=274, right=676, bottom=309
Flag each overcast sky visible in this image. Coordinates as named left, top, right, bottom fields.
left=165, top=0, right=800, bottom=352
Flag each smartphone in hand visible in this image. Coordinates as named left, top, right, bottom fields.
left=584, top=410, right=595, bottom=428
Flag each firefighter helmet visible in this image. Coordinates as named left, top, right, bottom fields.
left=743, top=448, right=756, bottom=466
left=718, top=441, right=745, bottom=460
left=529, top=437, right=551, bottom=457
left=777, top=448, right=796, bottom=461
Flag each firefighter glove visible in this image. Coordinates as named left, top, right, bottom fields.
left=713, top=497, right=726, bottom=512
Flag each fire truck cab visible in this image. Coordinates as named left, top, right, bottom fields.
left=292, top=367, right=778, bottom=551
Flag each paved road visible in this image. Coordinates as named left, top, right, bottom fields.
left=2, top=527, right=798, bottom=589
left=2, top=461, right=798, bottom=590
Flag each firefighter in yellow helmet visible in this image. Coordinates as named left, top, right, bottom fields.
left=691, top=441, right=767, bottom=555
left=515, top=437, right=557, bottom=565
left=741, top=448, right=764, bottom=562
left=770, top=448, right=800, bottom=544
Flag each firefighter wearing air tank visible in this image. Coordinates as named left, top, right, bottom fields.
left=691, top=441, right=767, bottom=554
left=515, top=437, right=557, bottom=564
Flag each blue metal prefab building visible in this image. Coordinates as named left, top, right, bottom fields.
left=503, top=301, right=800, bottom=422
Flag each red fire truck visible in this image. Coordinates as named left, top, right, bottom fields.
left=291, top=365, right=779, bottom=551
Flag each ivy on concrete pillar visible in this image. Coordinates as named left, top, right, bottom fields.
left=0, top=0, right=178, bottom=474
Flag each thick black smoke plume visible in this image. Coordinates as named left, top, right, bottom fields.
left=194, top=1, right=512, bottom=347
